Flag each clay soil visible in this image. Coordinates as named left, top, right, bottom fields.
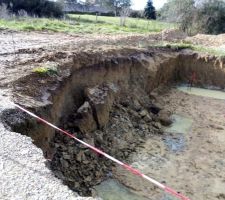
left=114, top=87, right=225, bottom=200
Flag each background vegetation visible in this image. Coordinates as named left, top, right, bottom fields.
left=0, top=14, right=175, bottom=34
left=0, top=0, right=63, bottom=18
left=159, top=0, right=225, bottom=35
left=0, top=0, right=225, bottom=36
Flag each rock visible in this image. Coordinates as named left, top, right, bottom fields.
left=62, top=152, right=71, bottom=160
left=113, top=138, right=128, bottom=150
left=158, top=110, right=172, bottom=126
left=152, top=122, right=162, bottom=129
left=143, top=114, right=152, bottom=122
left=149, top=103, right=162, bottom=114
left=95, top=134, right=104, bottom=145
left=123, top=132, right=133, bottom=142
left=83, top=137, right=95, bottom=147
left=85, top=83, right=117, bottom=129
left=139, top=110, right=148, bottom=118
left=133, top=99, right=142, bottom=112
left=128, top=109, right=140, bottom=120
left=210, top=124, right=224, bottom=130
left=75, top=101, right=97, bottom=134
left=120, top=99, right=130, bottom=107
left=76, top=151, right=86, bottom=162
left=61, top=159, right=69, bottom=168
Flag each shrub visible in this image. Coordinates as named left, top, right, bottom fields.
left=194, top=0, right=225, bottom=34
left=130, top=10, right=144, bottom=18
left=33, top=65, right=58, bottom=76
left=159, top=0, right=225, bottom=35
left=0, top=0, right=63, bottom=18
left=0, top=3, right=11, bottom=19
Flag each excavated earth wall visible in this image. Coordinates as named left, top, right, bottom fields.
left=1, top=47, right=225, bottom=197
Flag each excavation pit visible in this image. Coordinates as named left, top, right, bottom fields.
left=1, top=48, right=225, bottom=200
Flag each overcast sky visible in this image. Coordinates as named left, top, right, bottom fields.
left=132, top=0, right=167, bottom=10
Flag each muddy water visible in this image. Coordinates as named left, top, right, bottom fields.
left=95, top=114, right=193, bottom=200
left=111, top=88, right=225, bottom=200
left=95, top=179, right=148, bottom=200
left=164, top=115, right=192, bottom=153
left=178, top=86, right=225, bottom=100
left=166, top=115, right=192, bottom=134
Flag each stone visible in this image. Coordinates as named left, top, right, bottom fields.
left=75, top=101, right=97, bottom=134
left=210, top=124, right=224, bottom=130
left=143, top=114, right=152, bottom=122
left=120, top=99, right=130, bottom=107
left=149, top=103, right=162, bottom=114
left=152, top=122, right=162, bottom=129
left=139, top=110, right=148, bottom=118
left=158, top=110, right=172, bottom=126
left=76, top=151, right=86, bottom=162
left=62, top=152, right=71, bottom=160
left=85, top=83, right=118, bottom=129
left=133, top=99, right=142, bottom=112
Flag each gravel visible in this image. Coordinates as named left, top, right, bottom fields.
left=0, top=90, right=98, bottom=200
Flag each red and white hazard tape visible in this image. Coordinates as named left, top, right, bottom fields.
left=13, top=103, right=190, bottom=200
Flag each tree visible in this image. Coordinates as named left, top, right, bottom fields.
left=159, top=0, right=225, bottom=35
left=104, top=0, right=131, bottom=16
left=158, top=0, right=195, bottom=34
left=144, top=0, right=156, bottom=20
left=159, top=0, right=195, bottom=23
left=0, top=0, right=63, bottom=17
left=194, top=0, right=225, bottom=34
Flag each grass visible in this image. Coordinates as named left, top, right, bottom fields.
left=153, top=42, right=225, bottom=57
left=0, top=15, right=176, bottom=34
left=33, top=64, right=58, bottom=76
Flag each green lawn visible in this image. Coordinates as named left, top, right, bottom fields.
left=0, top=14, right=176, bottom=34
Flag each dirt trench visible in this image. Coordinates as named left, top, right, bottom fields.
left=1, top=47, right=225, bottom=197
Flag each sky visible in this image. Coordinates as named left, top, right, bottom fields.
left=132, top=0, right=167, bottom=10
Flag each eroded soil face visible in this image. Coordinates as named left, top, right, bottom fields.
left=0, top=29, right=184, bottom=87
left=50, top=85, right=163, bottom=196
left=1, top=29, right=225, bottom=200
left=114, top=88, right=225, bottom=200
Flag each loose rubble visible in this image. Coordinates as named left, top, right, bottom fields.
left=50, top=84, right=168, bottom=196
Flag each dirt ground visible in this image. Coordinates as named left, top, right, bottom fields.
left=1, top=28, right=225, bottom=88
left=114, top=88, right=225, bottom=200
left=185, top=33, right=225, bottom=49
left=0, top=29, right=185, bottom=87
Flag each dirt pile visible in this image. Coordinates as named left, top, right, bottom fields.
left=185, top=33, right=225, bottom=48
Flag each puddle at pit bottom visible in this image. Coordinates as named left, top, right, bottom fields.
left=178, top=86, right=225, bottom=100
left=164, top=115, right=192, bottom=152
left=95, top=179, right=179, bottom=200
left=164, top=135, right=186, bottom=152
left=95, top=179, right=148, bottom=200
left=165, top=115, right=193, bottom=134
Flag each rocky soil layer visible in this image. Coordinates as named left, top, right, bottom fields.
left=0, top=90, right=94, bottom=200
left=50, top=83, right=171, bottom=196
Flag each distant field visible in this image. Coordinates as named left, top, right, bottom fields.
left=0, top=14, right=176, bottom=34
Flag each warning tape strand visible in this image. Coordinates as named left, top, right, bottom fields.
left=13, top=103, right=190, bottom=200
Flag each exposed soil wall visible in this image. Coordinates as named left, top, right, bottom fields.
left=177, top=51, right=225, bottom=88
left=2, top=47, right=225, bottom=197
left=4, top=48, right=181, bottom=153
